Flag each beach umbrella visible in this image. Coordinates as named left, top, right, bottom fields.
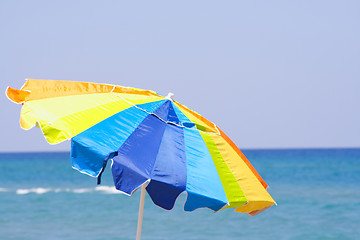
left=7, top=79, right=275, bottom=240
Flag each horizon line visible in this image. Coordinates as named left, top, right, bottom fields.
left=0, top=147, right=359, bottom=154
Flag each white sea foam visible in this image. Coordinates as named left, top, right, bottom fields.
left=13, top=186, right=121, bottom=195
left=95, top=186, right=120, bottom=194
left=54, top=188, right=64, bottom=193
left=16, top=188, right=52, bottom=195
left=72, top=188, right=93, bottom=193
left=0, top=188, right=8, bottom=192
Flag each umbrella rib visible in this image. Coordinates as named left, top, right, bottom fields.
left=110, top=90, right=221, bottom=135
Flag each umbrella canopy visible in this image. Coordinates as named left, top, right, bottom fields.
left=7, top=79, right=275, bottom=216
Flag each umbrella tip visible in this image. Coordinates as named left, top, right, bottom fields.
left=166, top=92, right=174, bottom=101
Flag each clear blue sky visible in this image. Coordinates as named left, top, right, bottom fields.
left=1, top=0, right=359, bottom=152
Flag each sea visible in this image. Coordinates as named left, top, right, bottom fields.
left=0, top=149, right=359, bottom=240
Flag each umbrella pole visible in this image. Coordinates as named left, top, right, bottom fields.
left=136, top=184, right=146, bottom=240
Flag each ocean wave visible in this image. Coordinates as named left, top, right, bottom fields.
left=0, top=186, right=121, bottom=195
left=95, top=186, right=121, bottom=194
left=16, top=188, right=52, bottom=195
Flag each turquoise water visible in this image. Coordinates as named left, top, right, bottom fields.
left=0, top=149, right=359, bottom=240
